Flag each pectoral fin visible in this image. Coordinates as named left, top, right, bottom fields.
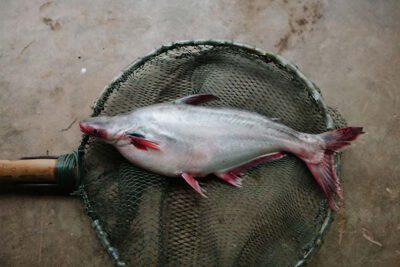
left=173, top=94, right=220, bottom=105
left=126, top=132, right=160, bottom=151
left=181, top=173, right=207, bottom=197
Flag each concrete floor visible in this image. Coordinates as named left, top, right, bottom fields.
left=0, top=0, right=399, bottom=266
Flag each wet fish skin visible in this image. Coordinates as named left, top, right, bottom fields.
left=79, top=94, right=364, bottom=210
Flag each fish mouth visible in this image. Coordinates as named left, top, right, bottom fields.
left=79, top=120, right=109, bottom=140
left=79, top=121, right=91, bottom=134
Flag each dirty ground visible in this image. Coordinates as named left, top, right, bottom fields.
left=0, top=0, right=399, bottom=266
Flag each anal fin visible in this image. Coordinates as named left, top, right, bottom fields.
left=215, top=152, right=286, bottom=188
left=226, top=152, right=286, bottom=176
left=181, top=173, right=207, bottom=197
left=215, top=172, right=242, bottom=188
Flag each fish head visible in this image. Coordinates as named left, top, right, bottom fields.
left=79, top=116, right=124, bottom=143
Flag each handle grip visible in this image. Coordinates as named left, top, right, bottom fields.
left=0, top=159, right=57, bottom=183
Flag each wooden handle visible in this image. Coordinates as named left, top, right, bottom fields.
left=0, top=159, right=57, bottom=183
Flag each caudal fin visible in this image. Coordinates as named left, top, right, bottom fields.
left=319, top=127, right=365, bottom=152
left=304, top=127, right=364, bottom=211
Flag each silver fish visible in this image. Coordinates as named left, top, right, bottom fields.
left=79, top=94, right=364, bottom=210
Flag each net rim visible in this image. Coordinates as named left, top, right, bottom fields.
left=78, top=39, right=337, bottom=267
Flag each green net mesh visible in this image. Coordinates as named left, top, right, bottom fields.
left=78, top=41, right=346, bottom=267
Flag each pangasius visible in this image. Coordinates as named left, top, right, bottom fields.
left=79, top=94, right=364, bottom=210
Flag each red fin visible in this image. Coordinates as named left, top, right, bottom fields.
left=320, top=127, right=365, bottom=152
left=215, top=172, right=242, bottom=188
left=225, top=152, right=286, bottom=176
left=174, top=94, right=220, bottom=105
left=129, top=136, right=160, bottom=151
left=305, top=152, right=340, bottom=210
left=181, top=173, right=207, bottom=197
left=214, top=172, right=242, bottom=187
left=303, top=127, right=364, bottom=211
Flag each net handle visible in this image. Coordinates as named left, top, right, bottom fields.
left=0, top=153, right=78, bottom=187
left=0, top=159, right=57, bottom=183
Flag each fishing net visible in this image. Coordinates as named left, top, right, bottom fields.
left=77, top=40, right=346, bottom=267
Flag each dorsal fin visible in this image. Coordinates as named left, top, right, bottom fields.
left=173, top=94, right=220, bottom=105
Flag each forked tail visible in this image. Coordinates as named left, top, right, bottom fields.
left=302, top=127, right=364, bottom=211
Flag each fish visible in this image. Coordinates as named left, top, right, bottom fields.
left=79, top=94, right=364, bottom=210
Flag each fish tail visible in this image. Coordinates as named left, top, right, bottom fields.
left=302, top=127, right=364, bottom=211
